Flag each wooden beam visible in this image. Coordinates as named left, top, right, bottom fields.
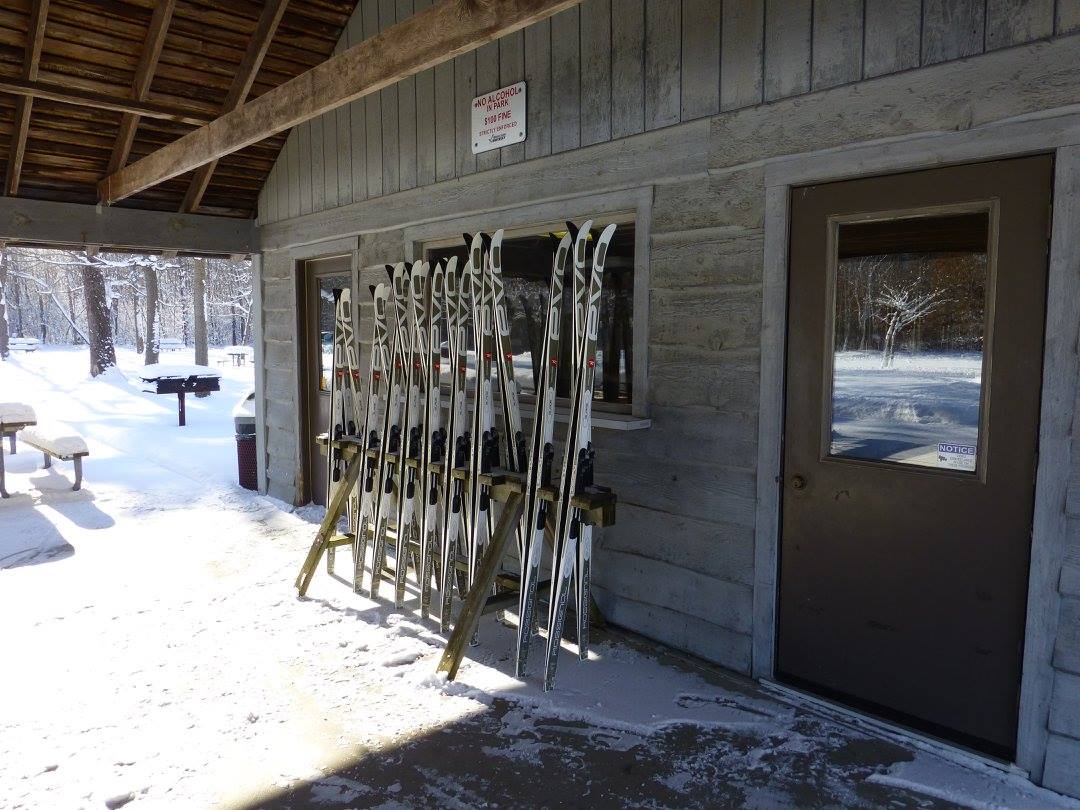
left=4, top=0, right=49, bottom=197
left=99, top=0, right=583, bottom=205
left=107, top=0, right=178, bottom=176
left=0, top=77, right=212, bottom=126
left=181, top=0, right=289, bottom=213
left=0, top=196, right=256, bottom=255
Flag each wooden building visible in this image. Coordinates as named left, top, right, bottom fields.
left=3, top=0, right=1080, bottom=798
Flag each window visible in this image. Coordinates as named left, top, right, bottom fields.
left=827, top=209, right=991, bottom=473
left=426, top=222, right=635, bottom=409
left=317, top=272, right=352, bottom=392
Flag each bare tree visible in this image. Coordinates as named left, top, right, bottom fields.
left=875, top=277, right=951, bottom=368
left=144, top=264, right=160, bottom=365
left=0, top=245, right=9, bottom=361
left=82, top=262, right=116, bottom=376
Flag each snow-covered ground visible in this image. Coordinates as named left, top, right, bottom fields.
left=831, top=351, right=982, bottom=470
left=1, top=347, right=1076, bottom=809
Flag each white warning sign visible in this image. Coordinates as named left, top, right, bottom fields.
left=937, top=443, right=977, bottom=472
left=471, top=82, right=526, bottom=155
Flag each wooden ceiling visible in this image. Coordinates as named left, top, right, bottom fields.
left=0, top=0, right=359, bottom=219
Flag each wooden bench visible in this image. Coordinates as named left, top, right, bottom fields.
left=0, top=402, right=37, bottom=498
left=19, top=425, right=89, bottom=492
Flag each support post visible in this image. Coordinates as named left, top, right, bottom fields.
left=437, top=492, right=525, bottom=681
left=72, top=457, right=82, bottom=491
left=295, top=452, right=364, bottom=596
left=177, top=391, right=186, bottom=426
left=0, top=436, right=7, bottom=498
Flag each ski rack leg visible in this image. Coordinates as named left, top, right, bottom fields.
left=437, top=491, right=524, bottom=681
left=295, top=454, right=363, bottom=596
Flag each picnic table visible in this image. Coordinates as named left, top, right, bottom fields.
left=139, top=364, right=221, bottom=427
left=0, top=402, right=36, bottom=498
left=9, top=337, right=40, bottom=352
left=224, top=345, right=252, bottom=367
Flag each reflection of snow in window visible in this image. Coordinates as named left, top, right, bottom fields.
left=829, top=213, right=988, bottom=473
left=426, top=226, right=635, bottom=407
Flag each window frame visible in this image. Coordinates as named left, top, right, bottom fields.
left=401, top=187, right=652, bottom=421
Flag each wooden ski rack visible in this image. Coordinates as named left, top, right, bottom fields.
left=299, top=434, right=617, bottom=680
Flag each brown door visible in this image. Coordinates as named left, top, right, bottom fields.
left=778, top=156, right=1052, bottom=759
left=302, top=256, right=353, bottom=505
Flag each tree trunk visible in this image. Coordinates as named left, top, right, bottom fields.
left=82, top=263, right=116, bottom=376
left=0, top=247, right=9, bottom=360
left=193, top=258, right=209, bottom=396
left=144, top=265, right=159, bottom=365
left=67, top=273, right=82, bottom=345
left=133, top=289, right=143, bottom=354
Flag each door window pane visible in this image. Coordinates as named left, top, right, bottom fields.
left=318, top=273, right=352, bottom=392
left=829, top=212, right=989, bottom=472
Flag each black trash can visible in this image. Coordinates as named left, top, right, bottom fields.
left=233, top=390, right=258, bottom=491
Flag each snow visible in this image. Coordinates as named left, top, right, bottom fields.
left=19, top=424, right=89, bottom=457
left=831, top=350, right=982, bottom=470
left=139, top=363, right=220, bottom=380
left=1, top=347, right=1077, bottom=808
left=0, top=401, right=36, bottom=425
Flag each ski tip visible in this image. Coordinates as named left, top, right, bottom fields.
left=461, top=233, right=472, bottom=247
left=368, top=284, right=377, bottom=299
left=384, top=264, right=395, bottom=279
left=564, top=220, right=579, bottom=241
left=480, top=232, right=492, bottom=250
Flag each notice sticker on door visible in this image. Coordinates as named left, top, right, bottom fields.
left=937, top=443, right=977, bottom=472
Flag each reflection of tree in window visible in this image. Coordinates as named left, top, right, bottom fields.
left=427, top=225, right=634, bottom=407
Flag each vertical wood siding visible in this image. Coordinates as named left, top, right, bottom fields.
left=259, top=0, right=1060, bottom=227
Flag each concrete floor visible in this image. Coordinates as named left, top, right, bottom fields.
left=244, top=628, right=1046, bottom=810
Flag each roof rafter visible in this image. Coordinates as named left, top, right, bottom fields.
left=181, top=0, right=290, bottom=214
left=0, top=77, right=212, bottom=126
left=4, top=0, right=50, bottom=197
left=99, top=0, right=583, bottom=206
left=106, top=0, right=179, bottom=177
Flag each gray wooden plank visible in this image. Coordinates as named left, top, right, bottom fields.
left=298, top=122, right=312, bottom=215
left=610, top=0, right=644, bottom=139
left=680, top=0, right=720, bottom=120
left=763, top=0, right=811, bottom=101
left=1059, top=0, right=1080, bottom=34
left=644, top=0, right=680, bottom=129
left=343, top=5, right=363, bottom=204
left=550, top=6, right=581, bottom=152
left=985, top=0, right=1053, bottom=49
left=337, top=105, right=352, bottom=206
left=380, top=0, right=400, bottom=194
left=812, top=0, right=864, bottom=90
left=721, top=0, right=764, bottom=111
left=475, top=40, right=501, bottom=171
left=922, top=0, right=986, bottom=65
left=499, top=30, right=526, bottom=164
left=863, top=0, right=921, bottom=78
left=362, top=0, right=383, bottom=198
left=454, top=53, right=477, bottom=176
left=311, top=115, right=326, bottom=212
left=434, top=60, right=455, bottom=180
left=396, top=0, right=417, bottom=191
left=286, top=131, right=300, bottom=219
left=524, top=17, right=553, bottom=159
left=276, top=152, right=288, bottom=222
left=580, top=0, right=612, bottom=145
left=414, top=0, right=435, bottom=187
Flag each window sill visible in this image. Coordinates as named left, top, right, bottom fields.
left=537, top=406, right=651, bottom=431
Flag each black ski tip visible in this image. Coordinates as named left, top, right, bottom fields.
left=548, top=232, right=561, bottom=250
left=480, top=232, right=492, bottom=250
left=564, top=220, right=579, bottom=241
left=384, top=264, right=395, bottom=280
left=368, top=284, right=377, bottom=299
left=332, top=287, right=343, bottom=302
left=462, top=233, right=472, bottom=248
